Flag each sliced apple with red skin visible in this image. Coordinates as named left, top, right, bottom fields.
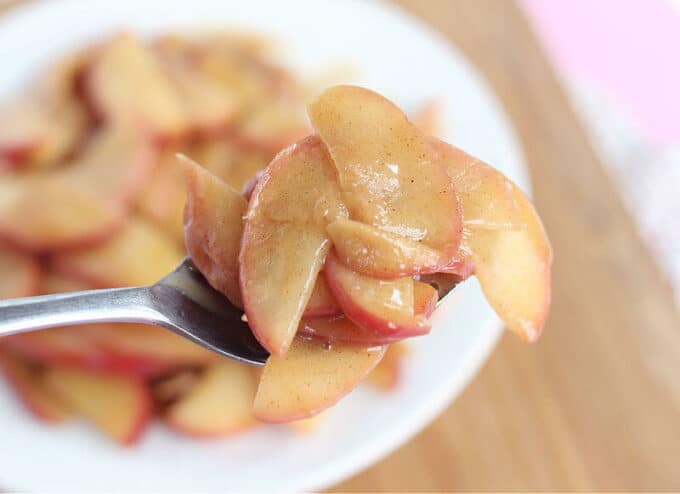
left=465, top=183, right=552, bottom=342
left=44, top=366, right=152, bottom=445
left=308, top=85, right=462, bottom=258
left=165, top=361, right=258, bottom=437
left=323, top=252, right=429, bottom=337
left=191, top=140, right=269, bottom=192
left=430, top=138, right=523, bottom=230
left=180, top=154, right=247, bottom=308
left=0, top=176, right=124, bottom=253
left=303, top=276, right=341, bottom=318
left=327, top=219, right=447, bottom=278
left=299, top=281, right=436, bottom=345
left=240, top=135, right=348, bottom=355
left=85, top=33, right=187, bottom=141
left=95, top=324, right=217, bottom=369
left=2, top=326, right=173, bottom=377
left=61, top=125, right=158, bottom=208
left=0, top=247, right=40, bottom=299
left=137, top=149, right=187, bottom=242
left=0, top=99, right=52, bottom=169
left=253, top=337, right=386, bottom=422
left=53, top=218, right=183, bottom=288
left=0, top=350, right=71, bottom=423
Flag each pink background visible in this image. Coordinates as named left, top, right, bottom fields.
left=519, top=0, right=680, bottom=144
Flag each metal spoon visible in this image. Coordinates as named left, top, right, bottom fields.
left=0, top=258, right=269, bottom=366
left=0, top=258, right=461, bottom=366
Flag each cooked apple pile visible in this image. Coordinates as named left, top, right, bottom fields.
left=183, top=85, right=553, bottom=422
left=0, top=32, right=413, bottom=445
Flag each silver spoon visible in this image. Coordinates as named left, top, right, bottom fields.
left=0, top=259, right=461, bottom=366
left=0, top=258, right=269, bottom=366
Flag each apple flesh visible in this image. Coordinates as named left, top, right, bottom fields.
left=165, top=361, right=258, bottom=437
left=303, top=276, right=341, bottom=318
left=0, top=350, right=71, bottom=423
left=85, top=33, right=187, bottom=141
left=465, top=183, right=552, bottom=342
left=0, top=176, right=124, bottom=253
left=365, top=343, right=407, bottom=391
left=299, top=281, right=436, bottom=345
left=60, top=125, right=158, bottom=209
left=136, top=149, right=187, bottom=242
left=191, top=140, right=269, bottom=193
left=308, top=85, right=462, bottom=257
left=253, top=337, right=386, bottom=422
left=323, top=252, right=429, bottom=337
left=327, top=219, right=446, bottom=278
left=180, top=154, right=247, bottom=308
left=0, top=247, right=40, bottom=299
left=44, top=366, right=152, bottom=445
left=430, top=139, right=523, bottom=230
left=240, top=135, right=348, bottom=355
left=53, top=218, right=183, bottom=288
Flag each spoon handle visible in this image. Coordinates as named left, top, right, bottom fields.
left=0, top=287, right=157, bottom=337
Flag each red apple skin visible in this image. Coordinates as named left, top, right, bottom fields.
left=0, top=246, right=41, bottom=300
left=299, top=281, right=436, bottom=346
left=0, top=350, right=71, bottom=423
left=323, top=252, right=430, bottom=337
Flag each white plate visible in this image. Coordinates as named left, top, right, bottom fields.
left=0, top=0, right=529, bottom=491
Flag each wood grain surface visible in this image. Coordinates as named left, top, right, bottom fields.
left=2, top=0, right=679, bottom=491
left=333, top=0, right=680, bottom=491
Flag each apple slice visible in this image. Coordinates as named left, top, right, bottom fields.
left=161, top=55, right=238, bottom=135
left=308, top=85, right=462, bottom=256
left=303, top=276, right=341, bottom=318
left=0, top=350, right=71, bottom=423
left=253, top=337, right=386, bottom=422
left=0, top=247, right=40, bottom=299
left=61, top=125, right=158, bottom=208
left=240, top=135, right=348, bottom=355
left=85, top=33, right=187, bottom=141
left=95, top=324, right=216, bottom=369
left=465, top=183, right=552, bottom=342
left=165, top=361, right=258, bottom=437
left=327, top=219, right=446, bottom=278
left=299, top=281, right=436, bottom=345
left=365, top=343, right=408, bottom=391
left=180, top=154, right=247, bottom=308
left=0, top=99, right=53, bottom=169
left=44, top=366, right=152, bottom=445
left=53, top=218, right=183, bottom=288
left=191, top=140, right=268, bottom=192
left=430, top=138, right=523, bottom=230
left=0, top=176, right=124, bottom=252
left=324, top=252, right=430, bottom=337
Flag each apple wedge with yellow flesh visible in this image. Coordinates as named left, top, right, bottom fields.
left=180, top=154, right=247, bottom=308
left=53, top=218, right=183, bottom=288
left=137, top=149, right=187, bottom=242
left=299, top=281, right=437, bottom=345
left=253, top=337, right=386, bottom=422
left=327, top=219, right=446, bottom=278
left=0, top=351, right=71, bottom=423
left=308, top=85, right=462, bottom=257
left=324, top=252, right=429, bottom=337
left=0, top=247, right=40, bottom=299
left=465, top=184, right=552, bottom=342
left=240, top=135, right=348, bottom=355
left=44, top=366, right=152, bottom=445
left=61, top=125, right=158, bottom=208
left=365, top=343, right=408, bottom=391
left=0, top=176, right=124, bottom=252
left=85, top=33, right=187, bottom=141
left=303, top=276, right=341, bottom=318
left=165, top=361, right=258, bottom=437
left=431, top=139, right=523, bottom=231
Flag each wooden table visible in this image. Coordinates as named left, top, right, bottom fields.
left=2, top=0, right=679, bottom=490
left=333, top=0, right=680, bottom=491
